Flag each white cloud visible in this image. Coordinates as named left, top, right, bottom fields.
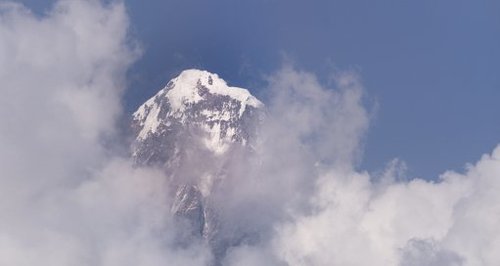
left=400, top=239, right=463, bottom=266
left=223, top=66, right=500, bottom=266
left=263, top=65, right=369, bottom=169
left=0, top=0, right=135, bottom=194
left=0, top=1, right=209, bottom=265
left=268, top=127, right=499, bottom=266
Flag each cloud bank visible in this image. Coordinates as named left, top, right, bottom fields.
left=220, top=65, right=500, bottom=266
left=0, top=1, right=209, bottom=265
left=1, top=1, right=499, bottom=266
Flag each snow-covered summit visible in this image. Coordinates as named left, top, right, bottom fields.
left=132, top=68, right=264, bottom=156
left=165, top=69, right=262, bottom=113
left=132, top=69, right=263, bottom=143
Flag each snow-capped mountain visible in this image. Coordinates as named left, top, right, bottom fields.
left=131, top=69, right=264, bottom=260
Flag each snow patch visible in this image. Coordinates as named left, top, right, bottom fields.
left=133, top=96, right=163, bottom=140
left=167, top=69, right=263, bottom=116
left=201, top=123, right=230, bottom=155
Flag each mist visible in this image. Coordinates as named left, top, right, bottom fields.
left=1, top=1, right=499, bottom=266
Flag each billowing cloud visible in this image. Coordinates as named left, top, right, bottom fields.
left=0, top=0, right=134, bottom=196
left=271, top=125, right=499, bottom=266
left=0, top=1, right=209, bottom=265
left=400, top=239, right=463, bottom=266
left=222, top=66, right=500, bottom=266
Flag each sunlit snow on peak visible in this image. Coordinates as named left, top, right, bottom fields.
left=132, top=68, right=264, bottom=161
left=166, top=69, right=263, bottom=115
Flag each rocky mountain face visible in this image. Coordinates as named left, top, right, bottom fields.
left=131, top=69, right=264, bottom=261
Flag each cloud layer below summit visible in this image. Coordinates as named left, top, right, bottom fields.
left=0, top=1, right=499, bottom=266
left=222, top=65, right=500, bottom=266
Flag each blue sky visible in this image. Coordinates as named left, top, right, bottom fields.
left=21, top=0, right=500, bottom=179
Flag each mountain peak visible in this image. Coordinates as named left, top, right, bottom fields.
left=164, top=69, right=262, bottom=113
left=132, top=69, right=264, bottom=154
left=131, top=69, right=265, bottom=260
left=133, top=69, right=263, bottom=141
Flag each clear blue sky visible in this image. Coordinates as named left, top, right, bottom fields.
left=21, top=0, right=500, bottom=179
